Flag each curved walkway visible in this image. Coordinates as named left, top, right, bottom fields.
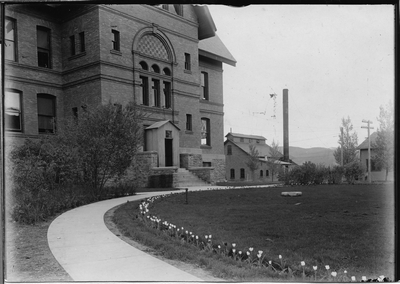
left=47, top=187, right=226, bottom=281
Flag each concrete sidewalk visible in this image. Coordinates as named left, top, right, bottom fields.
left=47, top=187, right=229, bottom=281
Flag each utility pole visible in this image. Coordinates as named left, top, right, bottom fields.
left=340, top=127, right=344, bottom=167
left=361, top=120, right=374, bottom=183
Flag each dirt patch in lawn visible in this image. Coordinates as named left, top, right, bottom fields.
left=5, top=216, right=73, bottom=282
left=104, top=205, right=223, bottom=282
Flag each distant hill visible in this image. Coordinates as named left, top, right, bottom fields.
left=279, top=146, right=337, bottom=166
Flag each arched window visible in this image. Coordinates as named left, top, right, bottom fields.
left=163, top=67, right=171, bottom=76
left=227, top=145, right=232, bottom=155
left=266, top=170, right=269, bottom=177
left=151, top=64, right=160, bottom=73
left=260, top=170, right=263, bottom=177
left=139, top=61, right=148, bottom=70
left=230, top=169, right=235, bottom=179
left=240, top=168, right=245, bottom=179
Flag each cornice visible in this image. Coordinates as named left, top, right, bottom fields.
left=199, top=109, right=224, bottom=116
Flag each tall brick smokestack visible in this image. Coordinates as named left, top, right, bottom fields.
left=283, top=89, right=289, bottom=162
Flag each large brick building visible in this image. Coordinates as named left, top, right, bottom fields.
left=4, top=4, right=236, bottom=185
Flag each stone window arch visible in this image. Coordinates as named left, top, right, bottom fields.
left=139, top=61, right=148, bottom=70
left=151, top=64, right=160, bottom=73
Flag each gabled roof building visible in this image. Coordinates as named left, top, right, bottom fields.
left=224, top=132, right=293, bottom=182
left=4, top=4, right=236, bottom=186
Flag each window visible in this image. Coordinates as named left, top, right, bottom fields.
left=70, top=35, right=76, bottom=56
left=5, top=90, right=22, bottom=131
left=37, top=26, right=51, bottom=68
left=203, top=162, right=211, bottom=167
left=163, top=82, right=171, bottom=109
left=79, top=32, right=85, bottom=52
left=5, top=18, right=16, bottom=61
left=162, top=4, right=169, bottom=10
left=256, top=140, right=260, bottom=144
left=174, top=4, right=183, bottom=16
left=152, top=64, right=160, bottom=73
left=184, top=53, right=191, bottom=71
left=186, top=114, right=192, bottom=131
left=201, top=72, right=209, bottom=100
left=37, top=94, right=56, bottom=133
left=140, top=76, right=149, bottom=106
left=230, top=169, right=235, bottom=179
left=152, top=79, right=160, bottom=107
left=139, top=61, right=148, bottom=70
left=112, top=29, right=120, bottom=51
left=227, top=145, right=232, bottom=155
left=72, top=107, right=78, bottom=119
left=260, top=170, right=263, bottom=177
left=240, top=168, right=245, bottom=179
left=266, top=170, right=269, bottom=177
left=201, top=118, right=210, bottom=146
left=163, top=67, right=171, bottom=76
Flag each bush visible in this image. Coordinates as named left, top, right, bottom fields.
left=7, top=102, right=145, bottom=224
left=327, top=166, right=344, bottom=184
left=343, top=161, right=364, bottom=184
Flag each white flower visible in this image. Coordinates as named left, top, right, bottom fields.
left=246, top=251, right=250, bottom=256
left=269, top=260, right=272, bottom=265
left=185, top=231, right=188, bottom=234
left=344, top=270, right=347, bottom=274
left=313, top=266, right=317, bottom=270
left=239, top=251, right=242, bottom=255
left=190, top=232, right=192, bottom=235
left=205, top=235, right=208, bottom=239
left=232, top=249, right=236, bottom=253
left=351, top=276, right=356, bottom=281
left=249, top=247, right=254, bottom=252
left=218, top=245, right=221, bottom=249
left=331, top=272, right=337, bottom=277
left=209, top=235, right=212, bottom=238
left=325, top=265, right=330, bottom=270
left=196, top=236, right=198, bottom=239
left=278, top=254, right=282, bottom=259
left=378, top=275, right=385, bottom=282
left=232, top=243, right=236, bottom=248
left=362, top=276, right=367, bottom=281
left=301, top=261, right=305, bottom=266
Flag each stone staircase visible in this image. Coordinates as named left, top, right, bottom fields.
left=174, top=168, right=210, bottom=188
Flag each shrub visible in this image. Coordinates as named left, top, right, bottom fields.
left=327, top=166, right=344, bottom=184
left=7, top=102, right=145, bottom=224
left=343, top=161, right=364, bottom=184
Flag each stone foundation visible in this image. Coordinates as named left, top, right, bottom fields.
left=188, top=167, right=214, bottom=184
left=180, top=153, right=203, bottom=169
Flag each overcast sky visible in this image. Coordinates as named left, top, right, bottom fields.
left=208, top=4, right=395, bottom=149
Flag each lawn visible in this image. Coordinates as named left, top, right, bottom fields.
left=114, top=184, right=394, bottom=281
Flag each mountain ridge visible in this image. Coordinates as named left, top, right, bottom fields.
left=279, top=146, right=337, bottom=166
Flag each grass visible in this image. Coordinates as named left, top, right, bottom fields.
left=113, top=184, right=395, bottom=281
left=5, top=216, right=73, bottom=282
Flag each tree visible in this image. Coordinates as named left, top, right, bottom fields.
left=333, top=116, right=358, bottom=166
left=372, top=101, right=394, bottom=181
left=245, top=144, right=260, bottom=181
left=66, top=102, right=145, bottom=193
left=266, top=140, right=281, bottom=182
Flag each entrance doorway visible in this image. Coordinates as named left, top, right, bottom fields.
left=165, top=138, right=173, bottom=166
